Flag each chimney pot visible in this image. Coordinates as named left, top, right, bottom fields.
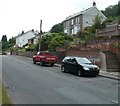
left=93, top=1, right=96, bottom=6
left=22, top=31, right=24, bottom=34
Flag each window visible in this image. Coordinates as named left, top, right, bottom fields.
left=77, top=17, right=80, bottom=23
left=71, top=19, right=74, bottom=25
left=76, top=17, right=77, bottom=24
left=64, top=22, right=66, bottom=27
left=67, top=21, right=69, bottom=27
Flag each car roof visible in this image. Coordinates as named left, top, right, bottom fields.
left=64, top=56, right=87, bottom=60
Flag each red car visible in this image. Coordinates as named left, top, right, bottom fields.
left=33, top=51, right=57, bottom=66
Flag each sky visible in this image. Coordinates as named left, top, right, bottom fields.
left=0, top=0, right=118, bottom=40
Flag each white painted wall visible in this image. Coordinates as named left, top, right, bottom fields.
left=16, top=31, right=37, bottom=47
left=83, top=7, right=107, bottom=28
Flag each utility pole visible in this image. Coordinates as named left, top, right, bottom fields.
left=40, top=20, right=42, bottom=33
left=39, top=20, right=42, bottom=51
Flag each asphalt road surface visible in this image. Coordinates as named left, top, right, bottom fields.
left=2, top=55, right=119, bottom=104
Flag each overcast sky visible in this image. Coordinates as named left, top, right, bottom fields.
left=0, top=0, right=118, bottom=40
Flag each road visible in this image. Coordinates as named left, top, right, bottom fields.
left=2, top=55, right=119, bottom=104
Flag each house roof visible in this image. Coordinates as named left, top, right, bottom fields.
left=65, top=5, right=106, bottom=21
left=15, top=30, right=39, bottom=38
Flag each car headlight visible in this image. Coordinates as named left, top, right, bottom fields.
left=96, top=66, right=99, bottom=70
left=83, top=67, right=89, bottom=70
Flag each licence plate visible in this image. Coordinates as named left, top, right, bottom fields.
left=47, top=58, right=55, bottom=60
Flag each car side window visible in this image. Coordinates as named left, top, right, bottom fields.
left=66, top=59, right=72, bottom=62
left=71, top=58, right=77, bottom=64
left=37, top=52, right=40, bottom=55
left=40, top=53, right=42, bottom=55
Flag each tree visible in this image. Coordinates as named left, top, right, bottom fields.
left=37, top=32, right=73, bottom=51
left=40, top=33, right=55, bottom=51
left=91, top=15, right=102, bottom=33
left=48, top=35, right=66, bottom=51
left=50, top=22, right=63, bottom=33
left=8, top=37, right=16, bottom=47
left=101, top=3, right=118, bottom=23
left=103, top=5, right=118, bottom=17
left=118, top=1, right=120, bottom=16
left=1, top=35, right=7, bottom=42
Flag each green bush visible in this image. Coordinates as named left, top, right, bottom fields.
left=25, top=44, right=38, bottom=51
left=114, top=42, right=120, bottom=49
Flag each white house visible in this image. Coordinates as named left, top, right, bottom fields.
left=15, top=30, right=39, bottom=47
left=63, top=2, right=107, bottom=35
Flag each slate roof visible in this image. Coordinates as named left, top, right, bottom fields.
left=65, top=5, right=101, bottom=20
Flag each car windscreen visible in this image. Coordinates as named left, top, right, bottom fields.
left=76, top=57, right=91, bottom=64
left=44, top=52, right=52, bottom=55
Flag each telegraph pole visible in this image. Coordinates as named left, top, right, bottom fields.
left=39, top=20, right=42, bottom=51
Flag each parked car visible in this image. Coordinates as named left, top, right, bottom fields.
left=33, top=51, right=57, bottom=66
left=61, top=56, right=99, bottom=77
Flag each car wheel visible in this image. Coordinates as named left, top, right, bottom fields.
left=50, top=63, right=54, bottom=67
left=77, top=70, right=81, bottom=77
left=61, top=66, right=66, bottom=73
left=33, top=59, right=36, bottom=64
left=40, top=60, right=43, bottom=66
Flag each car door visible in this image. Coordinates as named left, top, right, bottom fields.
left=65, top=58, right=73, bottom=72
left=36, top=52, right=41, bottom=62
left=70, top=58, right=79, bottom=74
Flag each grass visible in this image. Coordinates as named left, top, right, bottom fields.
left=0, top=80, right=11, bottom=105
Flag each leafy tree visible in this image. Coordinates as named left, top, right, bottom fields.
left=78, top=27, right=95, bottom=44
left=48, top=35, right=66, bottom=51
left=91, top=15, right=102, bottom=33
left=103, top=5, right=118, bottom=17
left=40, top=33, right=55, bottom=51
left=2, top=41, right=9, bottom=51
left=8, top=37, right=16, bottom=47
left=50, top=22, right=63, bottom=33
left=118, top=1, right=120, bottom=16
left=101, top=3, right=119, bottom=22
left=1, top=36, right=16, bottom=51
left=37, top=32, right=73, bottom=51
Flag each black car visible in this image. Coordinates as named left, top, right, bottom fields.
left=61, top=56, right=99, bottom=77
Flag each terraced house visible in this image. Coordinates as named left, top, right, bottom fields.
left=63, top=2, right=107, bottom=35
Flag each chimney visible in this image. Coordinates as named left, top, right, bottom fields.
left=93, top=1, right=96, bottom=6
left=22, top=31, right=24, bottom=34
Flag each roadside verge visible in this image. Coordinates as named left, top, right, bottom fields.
left=0, top=80, right=11, bottom=105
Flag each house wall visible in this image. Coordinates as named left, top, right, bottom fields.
left=16, top=31, right=36, bottom=47
left=64, top=15, right=82, bottom=35
left=64, top=6, right=107, bottom=35
left=83, top=7, right=107, bottom=29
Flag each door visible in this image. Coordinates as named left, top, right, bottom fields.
left=70, top=58, right=79, bottom=74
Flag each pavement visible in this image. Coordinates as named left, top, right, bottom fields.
left=54, top=64, right=120, bottom=80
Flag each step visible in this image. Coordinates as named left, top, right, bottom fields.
left=106, top=59, right=119, bottom=64
left=107, top=65, right=119, bottom=69
left=107, top=68, right=119, bottom=72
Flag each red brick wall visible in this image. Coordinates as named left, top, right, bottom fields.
left=66, top=47, right=101, bottom=67
left=88, top=42, right=120, bottom=65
